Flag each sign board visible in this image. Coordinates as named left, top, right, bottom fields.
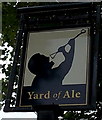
left=20, top=27, right=90, bottom=108
left=4, top=3, right=101, bottom=112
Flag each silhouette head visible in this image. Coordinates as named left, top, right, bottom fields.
left=28, top=53, right=54, bottom=75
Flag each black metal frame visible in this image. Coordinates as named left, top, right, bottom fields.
left=4, top=2, right=101, bottom=112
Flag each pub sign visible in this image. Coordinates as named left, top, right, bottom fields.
left=4, top=3, right=101, bottom=112
left=20, top=28, right=90, bottom=108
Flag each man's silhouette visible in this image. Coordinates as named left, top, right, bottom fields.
left=28, top=38, right=75, bottom=91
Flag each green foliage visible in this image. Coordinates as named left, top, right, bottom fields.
left=0, top=3, right=2, bottom=33
left=2, top=2, right=59, bottom=46
left=2, top=2, right=18, bottom=47
left=63, top=111, right=96, bottom=120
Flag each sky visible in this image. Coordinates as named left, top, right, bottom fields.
left=0, top=106, right=37, bottom=120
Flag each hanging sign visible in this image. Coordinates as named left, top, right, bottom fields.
left=20, top=27, right=90, bottom=108
left=4, top=3, right=100, bottom=112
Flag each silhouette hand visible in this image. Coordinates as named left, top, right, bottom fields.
left=68, top=39, right=74, bottom=46
left=58, top=46, right=65, bottom=52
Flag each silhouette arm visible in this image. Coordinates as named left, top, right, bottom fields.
left=55, top=38, right=75, bottom=78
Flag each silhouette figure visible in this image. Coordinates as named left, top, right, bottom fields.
left=28, top=29, right=86, bottom=91
left=28, top=38, right=75, bottom=92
